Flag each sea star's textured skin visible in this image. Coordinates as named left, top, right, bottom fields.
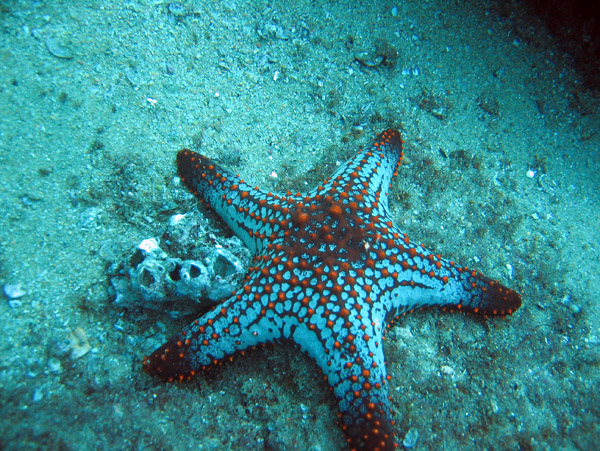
left=143, top=129, right=521, bottom=450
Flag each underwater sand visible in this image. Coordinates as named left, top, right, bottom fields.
left=0, top=1, right=598, bottom=449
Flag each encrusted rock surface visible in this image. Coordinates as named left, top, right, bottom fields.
left=108, top=213, right=250, bottom=317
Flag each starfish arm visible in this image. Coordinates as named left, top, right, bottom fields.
left=143, top=284, right=283, bottom=382
left=177, top=149, right=292, bottom=255
left=317, top=129, right=404, bottom=223
left=293, top=324, right=397, bottom=451
left=364, top=228, right=521, bottom=319
left=388, top=261, right=521, bottom=317
left=334, top=347, right=396, bottom=451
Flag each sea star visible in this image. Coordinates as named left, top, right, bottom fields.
left=143, top=129, right=521, bottom=450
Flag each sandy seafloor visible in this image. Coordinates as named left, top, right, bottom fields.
left=1, top=0, right=599, bottom=450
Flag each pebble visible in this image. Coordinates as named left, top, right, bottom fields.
left=561, top=294, right=581, bottom=314
left=79, top=207, right=102, bottom=228
left=69, top=327, right=91, bottom=360
left=33, top=387, right=44, bottom=403
left=47, top=357, right=62, bottom=374
left=3, top=283, right=26, bottom=299
left=124, top=67, right=141, bottom=88
left=440, top=365, right=455, bottom=376
left=403, top=427, right=419, bottom=448
left=351, top=124, right=365, bottom=136
left=354, top=51, right=384, bottom=68
left=45, top=36, right=73, bottom=59
left=506, top=262, right=514, bottom=280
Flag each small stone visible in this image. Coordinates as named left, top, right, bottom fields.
left=355, top=51, right=384, bottom=68
left=45, top=36, right=73, bottom=59
left=506, top=263, right=514, bottom=279
left=33, top=387, right=44, bottom=403
left=561, top=294, right=581, bottom=314
left=69, top=327, right=91, bottom=360
left=351, top=124, right=365, bottom=136
left=490, top=398, right=499, bottom=414
left=79, top=207, right=101, bottom=228
left=48, top=357, right=62, bottom=374
left=113, top=319, right=126, bottom=332
left=403, top=427, right=419, bottom=448
left=3, top=283, right=26, bottom=299
left=440, top=365, right=455, bottom=376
